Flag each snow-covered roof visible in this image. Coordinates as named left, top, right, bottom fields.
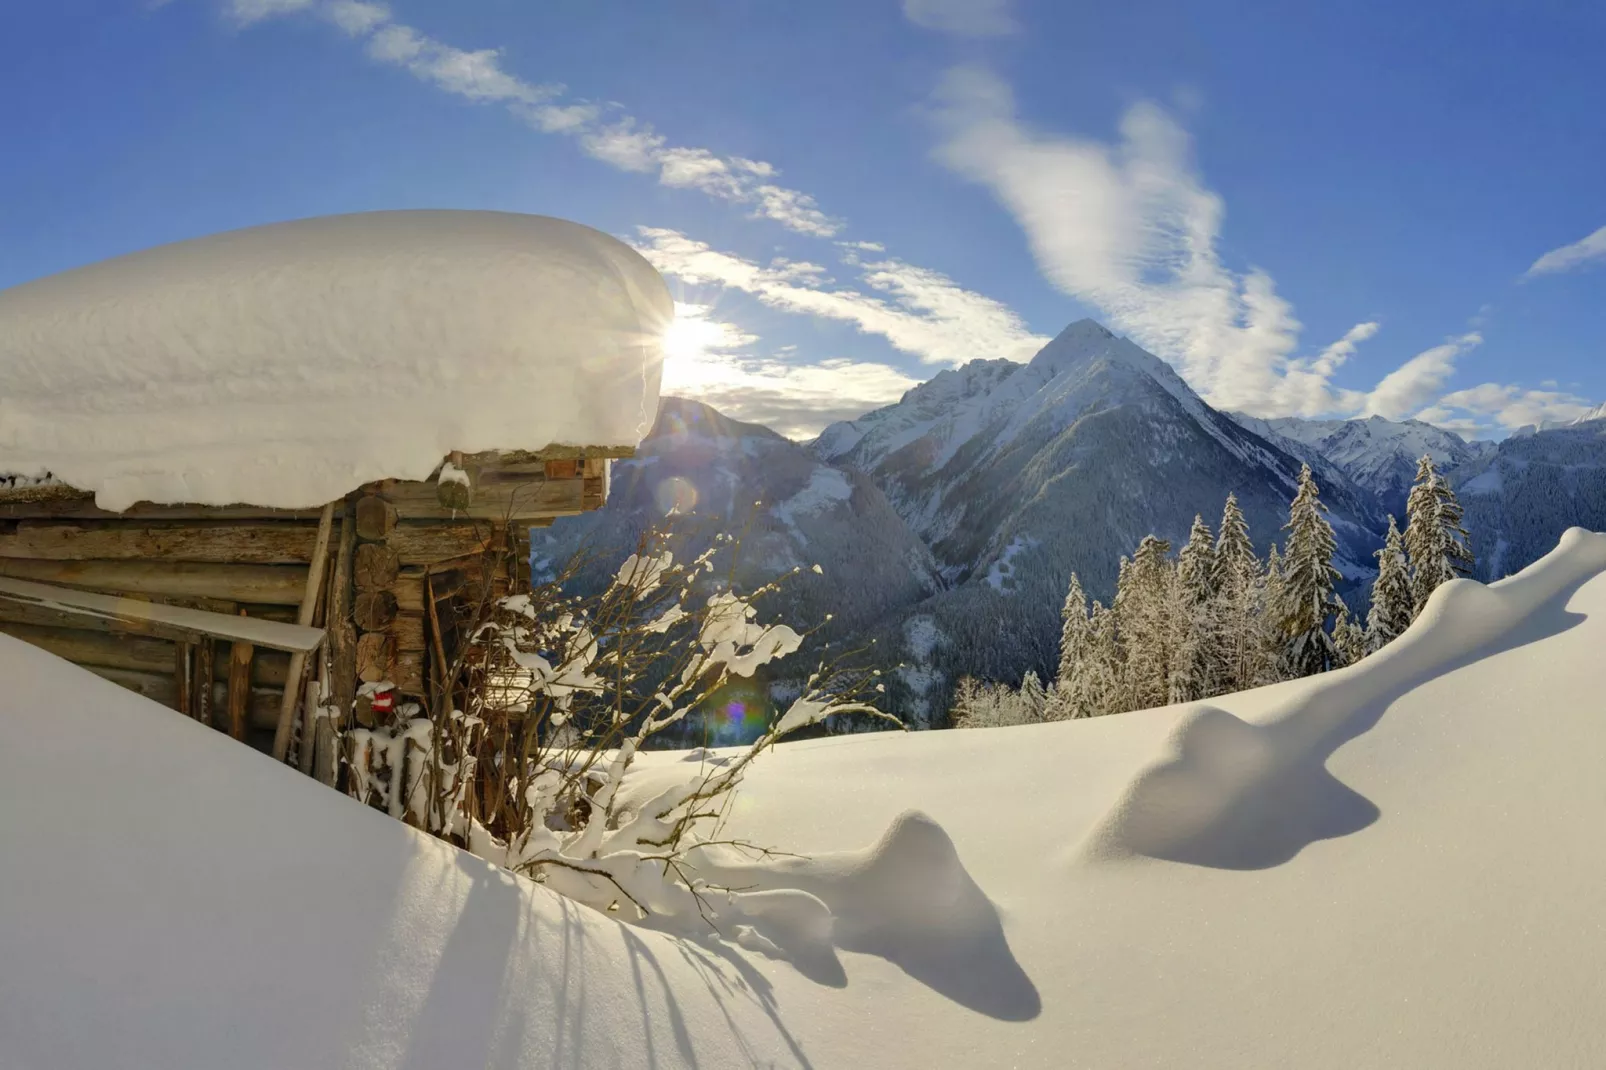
left=0, top=210, right=671, bottom=511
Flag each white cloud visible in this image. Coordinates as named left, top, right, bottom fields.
left=1525, top=224, right=1606, bottom=277
left=657, top=305, right=916, bottom=437
left=930, top=65, right=1522, bottom=428
left=322, top=0, right=386, bottom=34
left=226, top=0, right=313, bottom=24
left=1361, top=332, right=1482, bottom=420
left=223, top=1, right=841, bottom=237
left=666, top=353, right=918, bottom=438
left=903, top=0, right=1017, bottom=37
left=635, top=227, right=1047, bottom=367
left=1417, top=382, right=1596, bottom=434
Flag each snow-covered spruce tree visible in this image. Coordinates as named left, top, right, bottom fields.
left=1081, top=600, right=1121, bottom=717
left=1258, top=543, right=1289, bottom=684
left=1366, top=515, right=1414, bottom=652
left=1278, top=464, right=1344, bottom=677
left=1331, top=601, right=1368, bottom=667
left=1211, top=493, right=1264, bottom=694
left=1404, top=455, right=1475, bottom=616
left=1170, top=515, right=1218, bottom=704
left=1115, top=535, right=1175, bottom=712
left=1018, top=670, right=1048, bottom=721
left=1051, top=572, right=1093, bottom=719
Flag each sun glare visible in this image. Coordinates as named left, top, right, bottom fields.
left=662, top=302, right=724, bottom=362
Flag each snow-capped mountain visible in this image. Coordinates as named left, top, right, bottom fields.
left=533, top=397, right=942, bottom=661
left=1228, top=413, right=1494, bottom=513
left=813, top=320, right=1391, bottom=719
left=1451, top=420, right=1606, bottom=582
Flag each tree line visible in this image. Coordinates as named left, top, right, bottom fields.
left=952, top=456, right=1473, bottom=727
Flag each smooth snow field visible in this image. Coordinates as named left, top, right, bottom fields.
left=5, top=529, right=1606, bottom=1069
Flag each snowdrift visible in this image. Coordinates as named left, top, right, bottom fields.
left=0, top=211, right=671, bottom=510
left=6, top=529, right=1606, bottom=1068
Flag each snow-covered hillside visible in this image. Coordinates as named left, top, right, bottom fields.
left=7, top=529, right=1606, bottom=1068
left=1229, top=412, right=1493, bottom=513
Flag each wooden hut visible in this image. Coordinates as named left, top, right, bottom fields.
left=0, top=448, right=623, bottom=766
left=0, top=210, right=671, bottom=776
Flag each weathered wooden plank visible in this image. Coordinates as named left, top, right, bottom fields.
left=390, top=611, right=427, bottom=655
left=0, top=575, right=323, bottom=652
left=0, top=558, right=309, bottom=604
left=273, top=503, right=335, bottom=762
left=370, top=476, right=585, bottom=522
left=0, top=521, right=320, bottom=563
left=228, top=610, right=254, bottom=741
left=84, top=665, right=281, bottom=730
left=0, top=621, right=174, bottom=675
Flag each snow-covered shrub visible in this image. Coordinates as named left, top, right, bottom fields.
left=347, top=523, right=898, bottom=928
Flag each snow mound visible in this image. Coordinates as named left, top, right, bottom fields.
left=0, top=210, right=671, bottom=510
left=1086, top=527, right=1606, bottom=868
left=0, top=633, right=816, bottom=1069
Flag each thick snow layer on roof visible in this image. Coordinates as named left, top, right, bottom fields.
left=0, top=210, right=671, bottom=511
left=6, top=528, right=1606, bottom=1068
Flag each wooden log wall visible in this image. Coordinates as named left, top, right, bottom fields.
left=0, top=451, right=612, bottom=753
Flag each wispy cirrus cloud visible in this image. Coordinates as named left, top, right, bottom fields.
left=232, top=1, right=841, bottom=236
left=1524, top=224, right=1606, bottom=277
left=927, top=64, right=1559, bottom=436
left=635, top=228, right=1047, bottom=367
left=902, top=0, right=1017, bottom=37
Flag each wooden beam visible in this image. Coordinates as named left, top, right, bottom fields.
left=367, top=476, right=585, bottom=522
left=227, top=609, right=254, bottom=741
left=272, top=503, right=336, bottom=763
left=0, top=558, right=309, bottom=604
left=0, top=521, right=321, bottom=564
left=0, top=575, right=323, bottom=653
left=317, top=508, right=359, bottom=787
left=83, top=665, right=281, bottom=730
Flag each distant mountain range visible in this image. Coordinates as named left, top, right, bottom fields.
left=542, top=320, right=1601, bottom=727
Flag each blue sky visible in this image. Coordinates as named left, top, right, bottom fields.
left=3, top=0, right=1603, bottom=438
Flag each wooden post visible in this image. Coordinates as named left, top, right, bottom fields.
left=227, top=609, right=254, bottom=741
left=176, top=641, right=193, bottom=717
left=193, top=639, right=215, bottom=727
left=316, top=508, right=359, bottom=787
left=302, top=510, right=353, bottom=778
left=272, top=502, right=336, bottom=763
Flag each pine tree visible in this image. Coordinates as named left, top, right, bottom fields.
left=1332, top=600, right=1368, bottom=667
left=1279, top=464, right=1343, bottom=677
left=1212, top=494, right=1263, bottom=694
left=1018, top=670, right=1047, bottom=721
left=1079, top=600, right=1120, bottom=717
left=1366, top=515, right=1414, bottom=652
left=1404, top=456, right=1474, bottom=615
left=1116, top=535, right=1175, bottom=711
left=1170, top=516, right=1217, bottom=703
left=1051, top=573, right=1092, bottom=718
left=1259, top=543, right=1288, bottom=684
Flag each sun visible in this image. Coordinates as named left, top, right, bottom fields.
left=661, top=302, right=726, bottom=362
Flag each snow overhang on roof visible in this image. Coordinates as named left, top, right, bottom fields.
left=0, top=210, right=671, bottom=512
